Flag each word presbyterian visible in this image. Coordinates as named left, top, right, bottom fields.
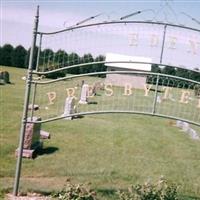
left=46, top=83, right=200, bottom=108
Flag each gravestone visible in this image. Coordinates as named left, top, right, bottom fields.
left=15, top=117, right=42, bottom=158
left=176, top=120, right=200, bottom=140
left=62, top=97, right=76, bottom=120
left=176, top=120, right=183, bottom=128
left=3, top=71, right=10, bottom=83
left=188, top=128, right=199, bottom=140
left=23, top=117, right=41, bottom=149
left=40, top=130, right=51, bottom=139
left=89, top=85, right=96, bottom=97
left=28, top=104, right=39, bottom=111
left=157, top=95, right=162, bottom=104
left=182, top=122, right=190, bottom=132
left=79, top=84, right=89, bottom=104
left=0, top=71, right=5, bottom=84
left=0, top=71, right=10, bottom=84
left=194, top=85, right=200, bottom=97
left=90, top=81, right=103, bottom=96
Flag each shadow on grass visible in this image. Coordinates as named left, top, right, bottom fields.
left=37, top=147, right=59, bottom=157
left=180, top=194, right=200, bottom=200
left=88, top=101, right=98, bottom=105
left=96, top=188, right=118, bottom=199
left=73, top=115, right=84, bottom=120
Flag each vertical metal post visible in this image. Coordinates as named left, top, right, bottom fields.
left=160, top=24, right=167, bottom=64
left=152, top=74, right=160, bottom=114
left=13, top=6, right=39, bottom=196
left=30, top=82, right=37, bottom=120
left=36, top=33, right=42, bottom=72
left=30, top=33, right=42, bottom=119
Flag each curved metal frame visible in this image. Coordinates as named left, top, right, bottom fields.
left=32, top=19, right=200, bottom=125
left=33, top=70, right=200, bottom=85
left=31, top=111, right=200, bottom=127
left=13, top=7, right=200, bottom=196
left=38, top=20, right=200, bottom=35
left=33, top=61, right=200, bottom=76
left=31, top=70, right=200, bottom=126
left=36, top=20, right=200, bottom=74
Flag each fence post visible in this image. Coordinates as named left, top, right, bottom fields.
left=30, top=33, right=42, bottom=119
left=13, top=5, right=40, bottom=196
left=160, top=24, right=167, bottom=64
left=152, top=74, right=160, bottom=114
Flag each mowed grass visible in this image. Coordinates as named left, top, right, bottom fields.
left=1, top=66, right=200, bottom=199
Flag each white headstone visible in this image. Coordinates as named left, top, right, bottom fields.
left=28, top=104, right=39, bottom=111
left=62, top=97, right=75, bottom=120
left=176, top=120, right=183, bottom=128
left=188, top=128, right=200, bottom=140
left=79, top=84, right=89, bottom=104
left=157, top=95, right=162, bottom=104
left=182, top=122, right=190, bottom=132
left=169, top=94, right=176, bottom=102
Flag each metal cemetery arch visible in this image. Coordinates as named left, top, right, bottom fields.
left=13, top=6, right=200, bottom=195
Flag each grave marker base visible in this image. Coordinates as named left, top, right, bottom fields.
left=40, top=130, right=50, bottom=139
left=15, top=141, right=43, bottom=159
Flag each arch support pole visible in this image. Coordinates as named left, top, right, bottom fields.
left=13, top=5, right=39, bottom=196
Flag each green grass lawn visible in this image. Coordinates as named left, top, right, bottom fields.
left=1, top=66, right=200, bottom=199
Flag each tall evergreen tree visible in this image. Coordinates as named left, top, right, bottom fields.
left=54, top=50, right=68, bottom=68
left=1, top=44, right=14, bottom=66
left=188, top=68, right=200, bottom=82
left=68, top=52, right=80, bottom=74
left=25, top=46, right=39, bottom=69
left=162, top=65, right=176, bottom=75
left=0, top=46, right=2, bottom=65
left=40, top=48, right=54, bottom=71
left=94, top=55, right=106, bottom=77
left=12, top=45, right=27, bottom=68
left=151, top=64, right=161, bottom=73
left=176, top=68, right=190, bottom=79
left=80, top=53, right=94, bottom=74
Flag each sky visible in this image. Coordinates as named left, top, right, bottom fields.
left=1, top=0, right=200, bottom=48
left=1, top=0, right=200, bottom=70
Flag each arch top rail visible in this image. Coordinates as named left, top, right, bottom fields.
left=37, top=20, right=200, bottom=35
left=32, top=70, right=200, bottom=85
left=28, top=111, right=200, bottom=127
left=32, top=61, right=200, bottom=76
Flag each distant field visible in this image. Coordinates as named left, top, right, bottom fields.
left=0, top=66, right=200, bottom=199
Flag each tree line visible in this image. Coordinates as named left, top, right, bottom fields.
left=0, top=44, right=28, bottom=68
left=0, top=44, right=106, bottom=78
left=149, top=64, right=200, bottom=91
left=151, top=64, right=200, bottom=82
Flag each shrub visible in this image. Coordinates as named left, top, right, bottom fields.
left=118, top=176, right=178, bottom=200
left=51, top=179, right=96, bottom=200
